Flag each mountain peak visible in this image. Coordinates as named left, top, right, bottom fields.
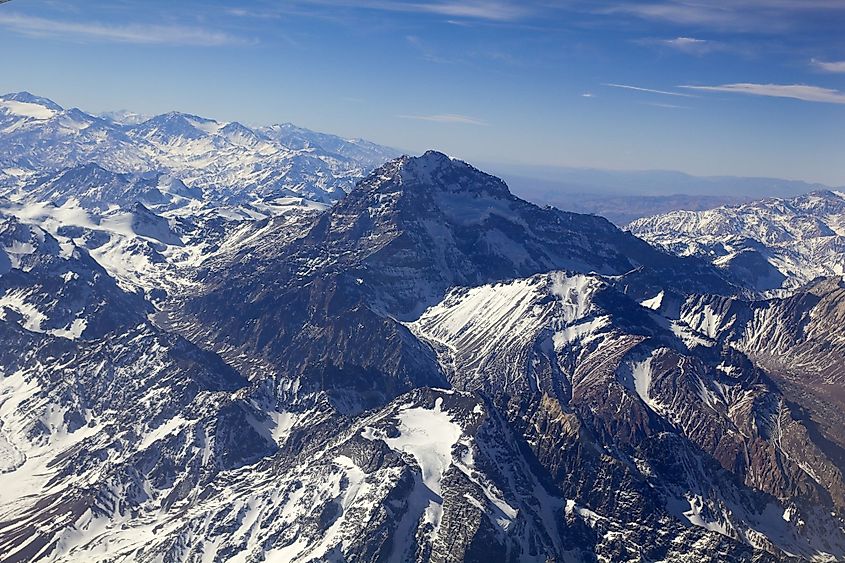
left=369, top=150, right=512, bottom=199
left=0, top=91, right=64, bottom=111
left=400, top=150, right=457, bottom=173
left=419, top=149, right=452, bottom=162
left=132, top=111, right=215, bottom=140
left=99, top=109, right=151, bottom=125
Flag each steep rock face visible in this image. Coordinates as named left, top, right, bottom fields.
left=409, top=271, right=845, bottom=560
left=628, top=190, right=845, bottom=292
left=298, top=151, right=733, bottom=316
left=680, top=279, right=845, bottom=506
left=0, top=219, right=274, bottom=562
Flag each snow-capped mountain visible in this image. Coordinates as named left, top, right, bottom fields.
left=628, top=190, right=845, bottom=292
left=16, top=163, right=202, bottom=212
left=0, top=90, right=389, bottom=301
left=1, top=125, right=844, bottom=562
left=0, top=91, right=400, bottom=204
left=177, top=152, right=736, bottom=410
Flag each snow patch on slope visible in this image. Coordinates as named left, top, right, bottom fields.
left=382, top=397, right=461, bottom=497
left=1, top=99, right=57, bottom=120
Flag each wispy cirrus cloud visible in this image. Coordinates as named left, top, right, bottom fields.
left=398, top=113, right=489, bottom=125
left=812, top=59, right=845, bottom=73
left=643, top=36, right=725, bottom=55
left=294, top=0, right=529, bottom=21
left=604, top=2, right=741, bottom=28
left=680, top=83, right=845, bottom=104
left=0, top=11, right=252, bottom=46
left=225, top=7, right=283, bottom=19
left=605, top=83, right=697, bottom=98
left=642, top=101, right=689, bottom=109
left=602, top=0, right=845, bottom=31
left=406, top=35, right=455, bottom=64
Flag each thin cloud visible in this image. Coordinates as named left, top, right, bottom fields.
left=812, top=59, right=845, bottom=73
left=406, top=35, right=454, bottom=64
left=398, top=113, right=489, bottom=125
left=295, top=0, right=529, bottom=21
left=605, top=2, right=740, bottom=28
left=681, top=83, right=845, bottom=104
left=645, top=36, right=723, bottom=55
left=662, top=36, right=707, bottom=47
left=642, top=101, right=689, bottom=109
left=412, top=1, right=527, bottom=20
left=603, top=0, right=845, bottom=31
left=0, top=11, right=252, bottom=46
left=605, top=83, right=697, bottom=98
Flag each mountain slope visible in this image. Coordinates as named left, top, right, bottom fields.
left=409, top=271, right=845, bottom=560
left=680, top=279, right=845, bottom=485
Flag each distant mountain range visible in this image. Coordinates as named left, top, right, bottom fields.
left=4, top=90, right=834, bottom=225
left=491, top=164, right=834, bottom=225
left=1, top=93, right=845, bottom=562
left=629, top=190, right=845, bottom=293
left=0, top=91, right=399, bottom=205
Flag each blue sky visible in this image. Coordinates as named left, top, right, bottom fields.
left=1, top=0, right=844, bottom=184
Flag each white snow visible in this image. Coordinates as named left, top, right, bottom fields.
left=631, top=354, right=660, bottom=412
left=363, top=397, right=462, bottom=533
left=629, top=190, right=845, bottom=291
left=550, top=273, right=599, bottom=319
left=381, top=398, right=461, bottom=498
left=268, top=410, right=300, bottom=445
left=670, top=320, right=716, bottom=349
left=666, top=493, right=731, bottom=536
left=619, top=350, right=668, bottom=414
left=0, top=370, right=103, bottom=507
left=640, top=291, right=665, bottom=311
left=50, top=317, right=88, bottom=340
left=409, top=272, right=607, bottom=393
left=0, top=430, right=25, bottom=473
left=552, top=316, right=610, bottom=349
left=0, top=99, right=57, bottom=120
left=0, top=288, right=47, bottom=333
left=138, top=415, right=188, bottom=450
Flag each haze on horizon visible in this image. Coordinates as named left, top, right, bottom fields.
left=1, top=0, right=843, bottom=185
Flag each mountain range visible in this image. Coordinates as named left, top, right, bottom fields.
left=0, top=91, right=399, bottom=205
left=495, top=165, right=833, bottom=225
left=1, top=93, right=844, bottom=562
left=629, top=190, right=845, bottom=293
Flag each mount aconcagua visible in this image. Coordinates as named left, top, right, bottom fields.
left=1, top=93, right=844, bottom=562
